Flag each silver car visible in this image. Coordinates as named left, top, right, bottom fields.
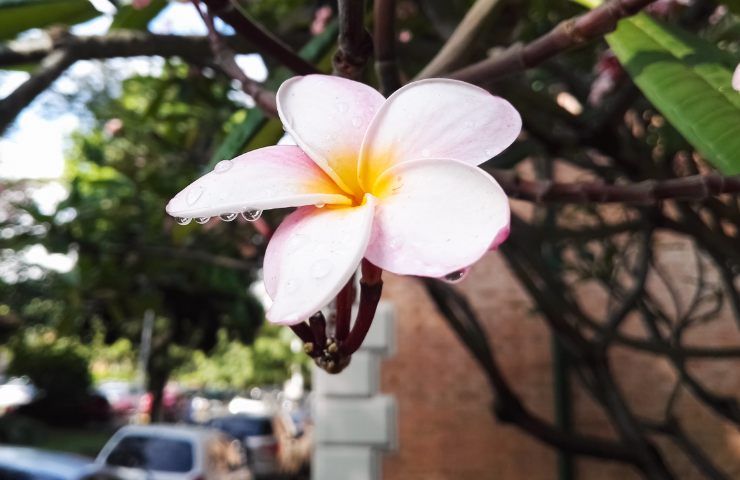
left=91, top=424, right=251, bottom=480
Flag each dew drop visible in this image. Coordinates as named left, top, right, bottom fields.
left=484, top=148, right=494, bottom=157
left=351, top=115, right=363, bottom=128
left=176, top=217, right=192, bottom=225
left=242, top=209, right=263, bottom=222
left=335, top=101, right=349, bottom=113
left=285, top=278, right=299, bottom=293
left=443, top=268, right=469, bottom=284
left=315, top=202, right=325, bottom=209
left=186, top=186, right=204, bottom=205
left=214, top=159, right=233, bottom=173
left=310, top=259, right=332, bottom=279
left=388, top=236, right=404, bottom=250
left=195, top=217, right=210, bottom=224
left=219, top=213, right=238, bottom=222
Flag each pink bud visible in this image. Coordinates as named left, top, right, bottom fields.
left=132, top=0, right=151, bottom=10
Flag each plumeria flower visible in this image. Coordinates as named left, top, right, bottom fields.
left=166, top=75, right=520, bottom=325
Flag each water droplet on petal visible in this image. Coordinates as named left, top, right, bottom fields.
left=214, top=159, right=233, bottom=173
left=242, top=209, right=262, bottom=222
left=443, top=268, right=469, bottom=284
left=484, top=148, right=494, bottom=157
left=186, top=186, right=204, bottom=205
left=310, top=259, right=332, bottom=279
left=388, top=236, right=404, bottom=250
left=195, top=217, right=210, bottom=224
left=335, top=101, right=348, bottom=113
left=315, top=203, right=325, bottom=209
left=351, top=115, right=363, bottom=128
left=176, top=217, right=191, bottom=225
left=285, top=278, right=299, bottom=293
left=219, top=213, right=238, bottom=222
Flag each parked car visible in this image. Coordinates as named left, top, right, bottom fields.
left=14, top=391, right=112, bottom=426
left=91, top=424, right=251, bottom=480
left=0, top=446, right=93, bottom=480
left=207, top=415, right=279, bottom=478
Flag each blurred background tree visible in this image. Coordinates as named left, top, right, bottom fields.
left=0, top=0, right=738, bottom=478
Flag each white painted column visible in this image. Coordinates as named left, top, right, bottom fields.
left=312, top=302, right=397, bottom=480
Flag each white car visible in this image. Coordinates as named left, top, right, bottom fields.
left=91, top=424, right=251, bottom=480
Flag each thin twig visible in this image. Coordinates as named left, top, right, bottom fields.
left=191, top=0, right=277, bottom=116
left=202, top=0, right=318, bottom=75
left=449, top=0, right=657, bottom=85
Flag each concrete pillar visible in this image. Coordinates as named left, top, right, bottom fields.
left=312, top=302, right=397, bottom=480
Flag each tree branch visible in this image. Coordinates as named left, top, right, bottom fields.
left=0, top=31, right=255, bottom=68
left=334, top=0, right=373, bottom=80
left=448, top=0, right=657, bottom=85
left=191, top=0, right=277, bottom=116
left=416, top=0, right=502, bottom=79
left=0, top=49, right=74, bottom=135
left=491, top=171, right=740, bottom=204
left=202, top=0, right=318, bottom=75
left=373, top=0, right=401, bottom=94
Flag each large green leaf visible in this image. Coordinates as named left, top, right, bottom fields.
left=0, top=0, right=100, bottom=40
left=109, top=0, right=167, bottom=31
left=574, top=0, right=740, bottom=174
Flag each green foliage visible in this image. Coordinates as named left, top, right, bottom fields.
left=8, top=331, right=91, bottom=399
left=0, top=0, right=99, bottom=41
left=174, top=325, right=309, bottom=390
left=574, top=0, right=740, bottom=174
left=109, top=0, right=168, bottom=31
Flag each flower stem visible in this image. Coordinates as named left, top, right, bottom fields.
left=339, top=260, right=383, bottom=356
left=335, top=277, right=355, bottom=341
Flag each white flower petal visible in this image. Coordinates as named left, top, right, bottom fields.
left=277, top=75, right=385, bottom=196
left=359, top=78, right=521, bottom=191
left=365, top=158, right=509, bottom=277
left=165, top=146, right=351, bottom=219
left=263, top=197, right=376, bottom=325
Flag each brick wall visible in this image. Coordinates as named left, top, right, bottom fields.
left=380, top=227, right=740, bottom=479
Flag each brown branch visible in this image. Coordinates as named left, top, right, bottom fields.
left=0, top=31, right=255, bottom=68
left=339, top=259, right=382, bottom=356
left=492, top=171, right=740, bottom=204
left=0, top=49, right=74, bottom=135
left=416, top=0, right=502, bottom=79
left=373, top=0, right=401, bottom=95
left=191, top=0, right=277, bottom=116
left=202, top=0, right=317, bottom=75
left=448, top=0, right=657, bottom=85
left=333, top=0, right=372, bottom=80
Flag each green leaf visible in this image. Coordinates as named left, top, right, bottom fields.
left=573, top=0, right=740, bottom=174
left=607, top=14, right=740, bottom=174
left=0, top=0, right=100, bottom=40
left=109, top=0, right=167, bottom=31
